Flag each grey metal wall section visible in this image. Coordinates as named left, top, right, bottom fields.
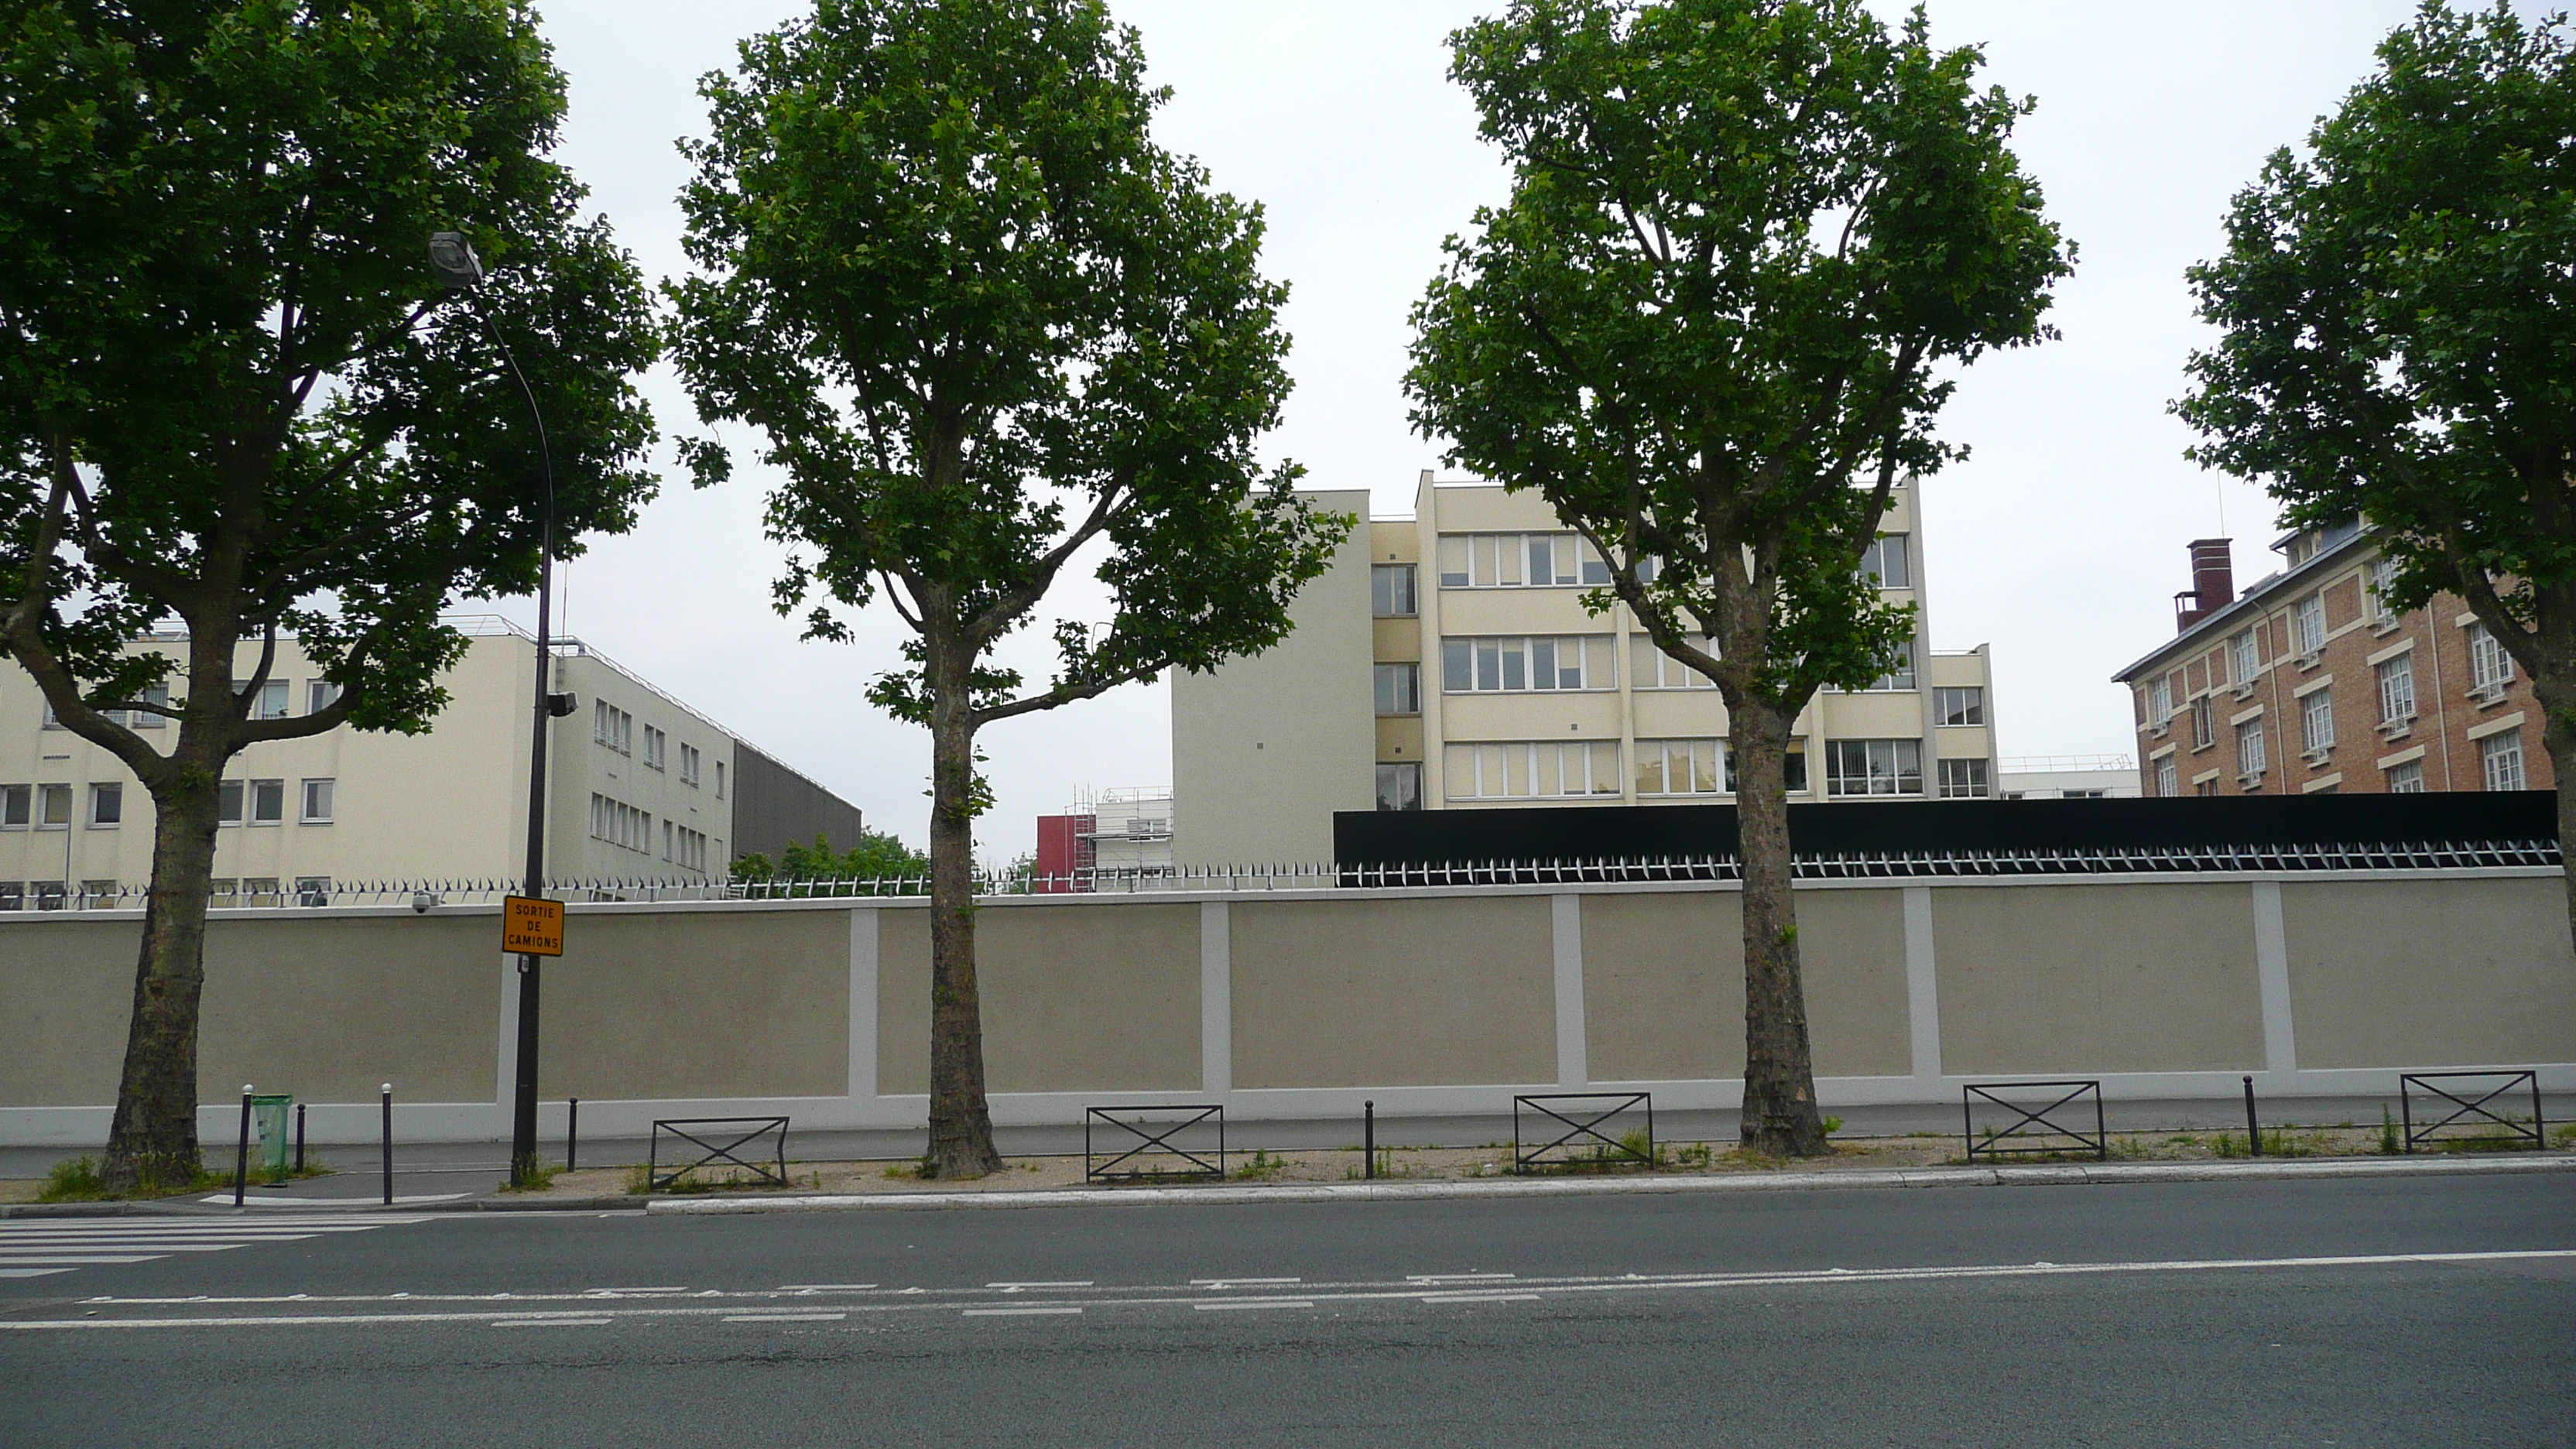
left=730, top=739, right=866, bottom=864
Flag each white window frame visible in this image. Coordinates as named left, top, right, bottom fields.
left=1371, top=564, right=1418, bottom=618
left=1937, top=758, right=1989, bottom=799
left=1444, top=740, right=1623, bottom=800
left=1856, top=534, right=1911, bottom=588
left=300, top=778, right=334, bottom=824
left=2230, top=630, right=2259, bottom=687
left=1374, top=761, right=1423, bottom=811
left=2147, top=676, right=2173, bottom=725
left=2300, top=689, right=2335, bottom=755
left=306, top=679, right=341, bottom=715
left=2292, top=594, right=2326, bottom=657
left=2153, top=755, right=2180, bottom=798
left=88, top=782, right=122, bottom=828
left=1440, top=635, right=1615, bottom=694
left=2236, top=719, right=2267, bottom=779
left=252, top=680, right=290, bottom=720
left=2468, top=623, right=2515, bottom=691
left=248, top=778, right=286, bottom=825
left=2480, top=730, right=2526, bottom=792
left=1374, top=662, right=1422, bottom=716
left=2376, top=655, right=2416, bottom=724
left=1435, top=533, right=1608, bottom=589
left=1629, top=635, right=1721, bottom=690
left=2368, top=556, right=2400, bottom=624
left=678, top=743, right=701, bottom=787
left=0, top=783, right=29, bottom=829
left=1934, top=687, right=1985, bottom=727
left=1824, top=738, right=1923, bottom=796
left=1634, top=738, right=1725, bottom=796
left=130, top=682, right=169, bottom=731
left=2386, top=759, right=2426, bottom=793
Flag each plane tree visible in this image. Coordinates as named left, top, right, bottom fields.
left=669, top=0, right=1345, bottom=1177
left=1406, top=0, right=2070, bottom=1154
left=0, top=0, right=659, bottom=1190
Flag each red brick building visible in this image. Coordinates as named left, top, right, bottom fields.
left=2113, top=523, right=2550, bottom=798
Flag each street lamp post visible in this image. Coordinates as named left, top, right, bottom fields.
left=430, top=231, right=570, bottom=1187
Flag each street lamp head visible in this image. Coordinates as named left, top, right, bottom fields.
left=427, top=231, right=485, bottom=290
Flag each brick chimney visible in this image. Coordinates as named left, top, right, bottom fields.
left=2173, top=538, right=2234, bottom=632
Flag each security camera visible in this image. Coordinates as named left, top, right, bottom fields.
left=412, top=892, right=440, bottom=914
left=546, top=692, right=578, bottom=718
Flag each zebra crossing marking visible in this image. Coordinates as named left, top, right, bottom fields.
left=0, top=1215, right=431, bottom=1280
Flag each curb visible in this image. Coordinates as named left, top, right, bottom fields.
left=639, top=1152, right=2576, bottom=1216
left=0, top=1194, right=647, bottom=1219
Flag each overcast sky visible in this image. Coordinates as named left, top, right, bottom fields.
left=508, top=0, right=2470, bottom=863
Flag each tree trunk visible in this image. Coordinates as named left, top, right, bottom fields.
left=100, top=776, right=221, bottom=1194
left=923, top=637, right=1005, bottom=1179
left=1732, top=698, right=1828, bottom=1157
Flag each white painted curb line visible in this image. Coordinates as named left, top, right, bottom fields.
left=645, top=1152, right=2576, bottom=1215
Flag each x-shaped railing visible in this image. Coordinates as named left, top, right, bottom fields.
left=1514, top=1092, right=1654, bottom=1173
left=1085, top=1105, right=1226, bottom=1182
left=1963, top=1080, right=2107, bottom=1161
left=649, top=1116, right=790, bottom=1190
left=2401, top=1070, right=2543, bottom=1152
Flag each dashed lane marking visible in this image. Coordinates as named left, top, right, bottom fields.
left=724, top=1312, right=847, bottom=1324
left=779, top=1283, right=878, bottom=1292
left=963, top=1306, right=1084, bottom=1317
left=986, top=1280, right=1092, bottom=1289
left=1194, top=1299, right=1315, bottom=1311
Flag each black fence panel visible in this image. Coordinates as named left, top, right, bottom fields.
left=1513, top=1093, right=1654, bottom=1173
left=649, top=1117, right=790, bottom=1190
left=1963, top=1081, right=2108, bottom=1162
left=2401, top=1070, right=2545, bottom=1153
left=1085, top=1105, right=1226, bottom=1182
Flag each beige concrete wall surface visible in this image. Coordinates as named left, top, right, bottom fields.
left=876, top=904, right=1201, bottom=1095
left=1934, top=883, right=2264, bottom=1074
left=2280, top=878, right=2576, bottom=1069
left=1229, top=896, right=1555, bottom=1088
left=546, top=909, right=845, bottom=1101
left=198, top=915, right=500, bottom=1102
left=1582, top=890, right=1909, bottom=1082
left=0, top=919, right=142, bottom=1107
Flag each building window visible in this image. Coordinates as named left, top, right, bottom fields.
left=1937, top=759, right=1989, bottom=799
left=2236, top=719, right=2267, bottom=779
left=2300, top=690, right=2334, bottom=755
left=679, top=743, right=701, bottom=787
left=0, top=784, right=27, bottom=828
left=1440, top=635, right=1614, bottom=693
left=2147, top=676, right=2173, bottom=725
left=2481, top=731, right=2526, bottom=792
left=2154, top=755, right=2179, bottom=797
left=1824, top=738, right=1923, bottom=796
left=2230, top=629, right=2259, bottom=685
left=2291, top=594, right=2325, bottom=658
left=40, top=700, right=62, bottom=729
left=88, top=783, right=121, bottom=827
left=1855, top=534, right=1912, bottom=588
left=2468, top=623, right=2514, bottom=692
left=2368, top=556, right=2399, bottom=623
left=1371, top=564, right=1418, bottom=618
left=240, top=878, right=280, bottom=906
left=1635, top=738, right=1724, bottom=796
left=38, top=783, right=73, bottom=828
left=1629, top=636, right=1719, bottom=690
left=642, top=725, right=666, bottom=770
left=2376, top=655, right=2416, bottom=724
left=295, top=877, right=333, bottom=908
left=247, top=680, right=289, bottom=719
left=589, top=793, right=651, bottom=851
left=306, top=680, right=341, bottom=714
left=130, top=682, right=169, bottom=730
left=676, top=826, right=709, bottom=872
left=0, top=882, right=25, bottom=910
left=715, top=761, right=726, bottom=798
left=218, top=779, right=243, bottom=826
left=1375, top=762, right=1423, bottom=811
left=1435, top=532, right=1607, bottom=589
left=1934, top=687, right=1985, bottom=727
left=300, top=779, right=334, bottom=824
left=1444, top=741, right=1622, bottom=800
left=1373, top=663, right=1421, bottom=716
left=32, top=881, right=67, bottom=910
left=663, top=820, right=674, bottom=862
left=249, top=779, right=285, bottom=824
left=2190, top=695, right=2214, bottom=750
left=594, top=700, right=633, bottom=753
left=2386, top=759, right=2426, bottom=793
left=1856, top=640, right=1916, bottom=692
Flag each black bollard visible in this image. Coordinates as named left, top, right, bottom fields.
left=295, top=1102, right=307, bottom=1174
left=1364, top=1100, right=1375, bottom=1180
left=233, top=1085, right=253, bottom=1206
left=567, top=1097, right=580, bottom=1174
left=2243, top=1075, right=2261, bottom=1158
left=380, top=1082, right=394, bottom=1205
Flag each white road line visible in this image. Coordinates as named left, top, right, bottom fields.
left=1194, top=1300, right=1314, bottom=1311
left=492, top=1317, right=612, bottom=1328
left=0, top=1214, right=422, bottom=1280
left=986, top=1280, right=1092, bottom=1289
left=1421, top=1293, right=1543, bottom=1304
left=0, top=1242, right=312, bottom=1253
left=777, top=1283, right=878, bottom=1292
left=0, top=1255, right=170, bottom=1266
left=963, top=1306, right=1083, bottom=1317
left=1192, top=1277, right=1301, bottom=1286
left=586, top=1286, right=687, bottom=1294
left=0, top=1268, right=74, bottom=1279
left=1406, top=1273, right=1516, bottom=1283
left=724, top=1313, right=848, bottom=1324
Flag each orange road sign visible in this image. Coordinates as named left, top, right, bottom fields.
left=502, top=895, right=564, bottom=957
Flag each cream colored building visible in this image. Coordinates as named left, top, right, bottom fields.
left=1174, top=473, right=1996, bottom=864
left=0, top=617, right=860, bottom=906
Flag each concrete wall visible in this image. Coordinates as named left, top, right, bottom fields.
left=2, top=869, right=2568, bottom=1144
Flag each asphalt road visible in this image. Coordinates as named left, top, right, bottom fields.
left=3, top=1174, right=2570, bottom=1447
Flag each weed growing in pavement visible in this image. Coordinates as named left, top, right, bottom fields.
left=2381, top=1108, right=2403, bottom=1156
left=2554, top=1123, right=2576, bottom=1149
left=35, top=1155, right=226, bottom=1203
left=1821, top=1116, right=1844, bottom=1139
left=1231, top=1149, right=1287, bottom=1182
left=497, top=1162, right=563, bottom=1194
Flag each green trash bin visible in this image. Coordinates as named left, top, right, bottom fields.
left=251, top=1094, right=293, bottom=1177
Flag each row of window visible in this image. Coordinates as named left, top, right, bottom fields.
left=1374, top=535, right=1913, bottom=618
left=1392, top=641, right=1960, bottom=704
left=594, top=702, right=716, bottom=793
left=1373, top=738, right=1989, bottom=807
left=0, top=877, right=338, bottom=911
left=2153, top=727, right=2525, bottom=795
left=2149, top=605, right=2515, bottom=726
left=0, top=779, right=334, bottom=828
left=588, top=793, right=718, bottom=871
left=37, top=678, right=343, bottom=730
